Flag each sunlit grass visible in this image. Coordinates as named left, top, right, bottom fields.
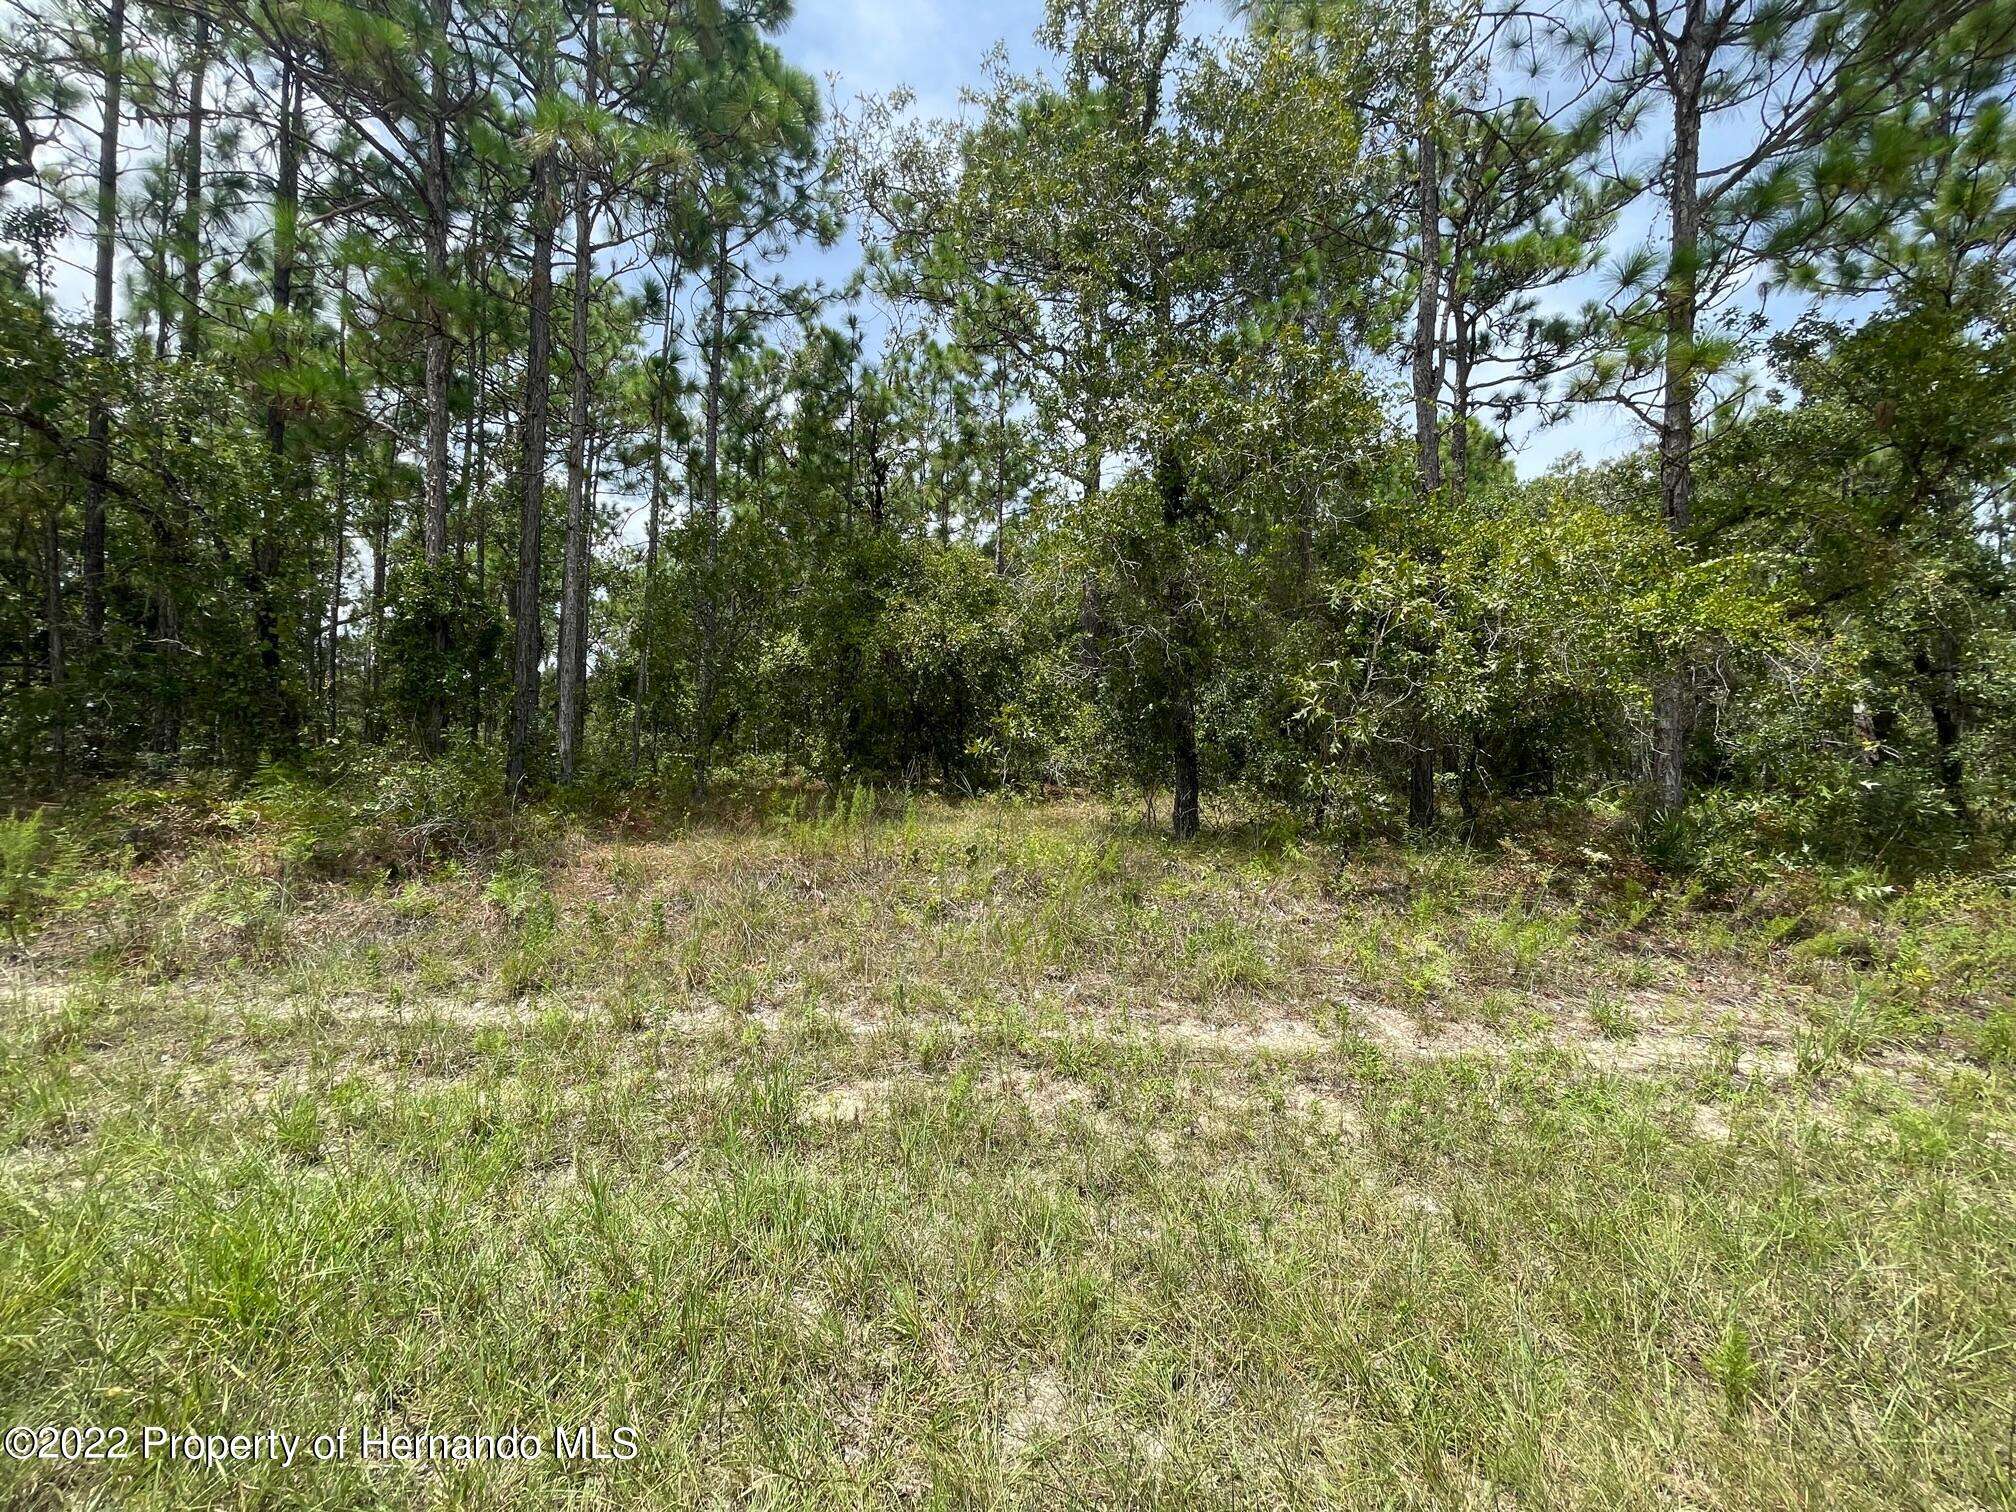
left=1, top=793, right=2012, bottom=1506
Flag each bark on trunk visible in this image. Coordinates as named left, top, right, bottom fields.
left=632, top=291, right=673, bottom=770
left=149, top=120, right=172, bottom=360
left=1917, top=639, right=1969, bottom=823
left=420, top=19, right=454, bottom=756
left=1651, top=669, right=1689, bottom=812
left=81, top=0, right=125, bottom=655
left=1653, top=32, right=1706, bottom=814
left=328, top=448, right=347, bottom=743
left=555, top=5, right=597, bottom=780
left=507, top=114, right=559, bottom=801
left=153, top=6, right=207, bottom=759
left=255, top=59, right=303, bottom=755
left=1410, top=0, right=1441, bottom=504
left=368, top=461, right=389, bottom=740
left=1406, top=16, right=1442, bottom=833
left=179, top=15, right=207, bottom=358
left=1443, top=311, right=1480, bottom=826
left=148, top=546, right=181, bottom=757
left=1457, top=738, right=1482, bottom=828
left=694, top=220, right=728, bottom=798
left=327, top=264, right=351, bottom=743
left=934, top=377, right=950, bottom=543
left=992, top=368, right=1008, bottom=573
left=44, top=506, right=64, bottom=782
left=465, top=321, right=487, bottom=739
left=1407, top=742, right=1438, bottom=832
left=1412, top=135, right=1440, bottom=501
left=1172, top=691, right=1200, bottom=842
left=1449, top=308, right=1471, bottom=510
left=1159, top=446, right=1200, bottom=841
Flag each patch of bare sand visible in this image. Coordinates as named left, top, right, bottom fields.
left=1617, top=976, right=1800, bottom=1034
left=805, top=1068, right=1103, bottom=1128
left=992, top=1066, right=1098, bottom=1118
left=1575, top=1032, right=1796, bottom=1081
left=1157, top=1016, right=1332, bottom=1055
left=0, top=974, right=107, bottom=1015
left=1691, top=1104, right=1733, bottom=1141
left=1285, top=1084, right=1367, bottom=1136
left=803, top=1078, right=894, bottom=1124
left=1328, top=983, right=1817, bottom=1084
left=0, top=1146, right=82, bottom=1185
left=6, top=950, right=1923, bottom=1111
left=1001, top=1371, right=1071, bottom=1456
left=1342, top=997, right=1510, bottom=1058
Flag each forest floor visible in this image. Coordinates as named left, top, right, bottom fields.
left=2, top=791, right=2013, bottom=1507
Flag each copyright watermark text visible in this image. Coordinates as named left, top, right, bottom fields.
left=4, top=1423, right=639, bottom=1468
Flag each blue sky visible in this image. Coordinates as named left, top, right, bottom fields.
left=774, top=0, right=1653, bottom=478
left=17, top=0, right=1697, bottom=479
left=783, top=0, right=1052, bottom=122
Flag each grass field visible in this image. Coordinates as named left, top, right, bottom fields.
left=2, top=790, right=2013, bottom=1507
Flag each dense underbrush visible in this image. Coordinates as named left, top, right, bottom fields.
left=3, top=756, right=2011, bottom=1069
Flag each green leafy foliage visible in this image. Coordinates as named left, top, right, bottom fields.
left=0, top=0, right=2010, bottom=878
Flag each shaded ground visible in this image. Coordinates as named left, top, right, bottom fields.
left=1, top=795, right=2012, bottom=1506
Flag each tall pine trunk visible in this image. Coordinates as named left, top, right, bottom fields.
left=1157, top=446, right=1200, bottom=841
left=420, top=17, right=454, bottom=757
left=326, top=265, right=352, bottom=743
left=255, top=58, right=303, bottom=755
left=632, top=290, right=673, bottom=770
left=147, top=113, right=173, bottom=359
left=44, top=506, right=65, bottom=781
left=179, top=15, right=207, bottom=358
left=465, top=319, right=487, bottom=739
left=555, top=5, right=598, bottom=780
left=328, top=449, right=347, bottom=743
left=1917, top=636, right=1969, bottom=823
left=1449, top=307, right=1471, bottom=509
left=1653, top=37, right=1706, bottom=814
left=507, top=91, right=560, bottom=801
left=1406, top=9, right=1442, bottom=833
left=992, top=367, right=1008, bottom=574
left=153, top=10, right=208, bottom=758
left=368, top=436, right=390, bottom=741
left=80, top=0, right=125, bottom=657
left=695, top=220, right=727, bottom=799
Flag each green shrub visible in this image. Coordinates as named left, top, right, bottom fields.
left=246, top=749, right=530, bottom=879
left=0, top=811, right=78, bottom=947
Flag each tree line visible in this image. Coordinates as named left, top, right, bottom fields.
left=2, top=0, right=2013, bottom=865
